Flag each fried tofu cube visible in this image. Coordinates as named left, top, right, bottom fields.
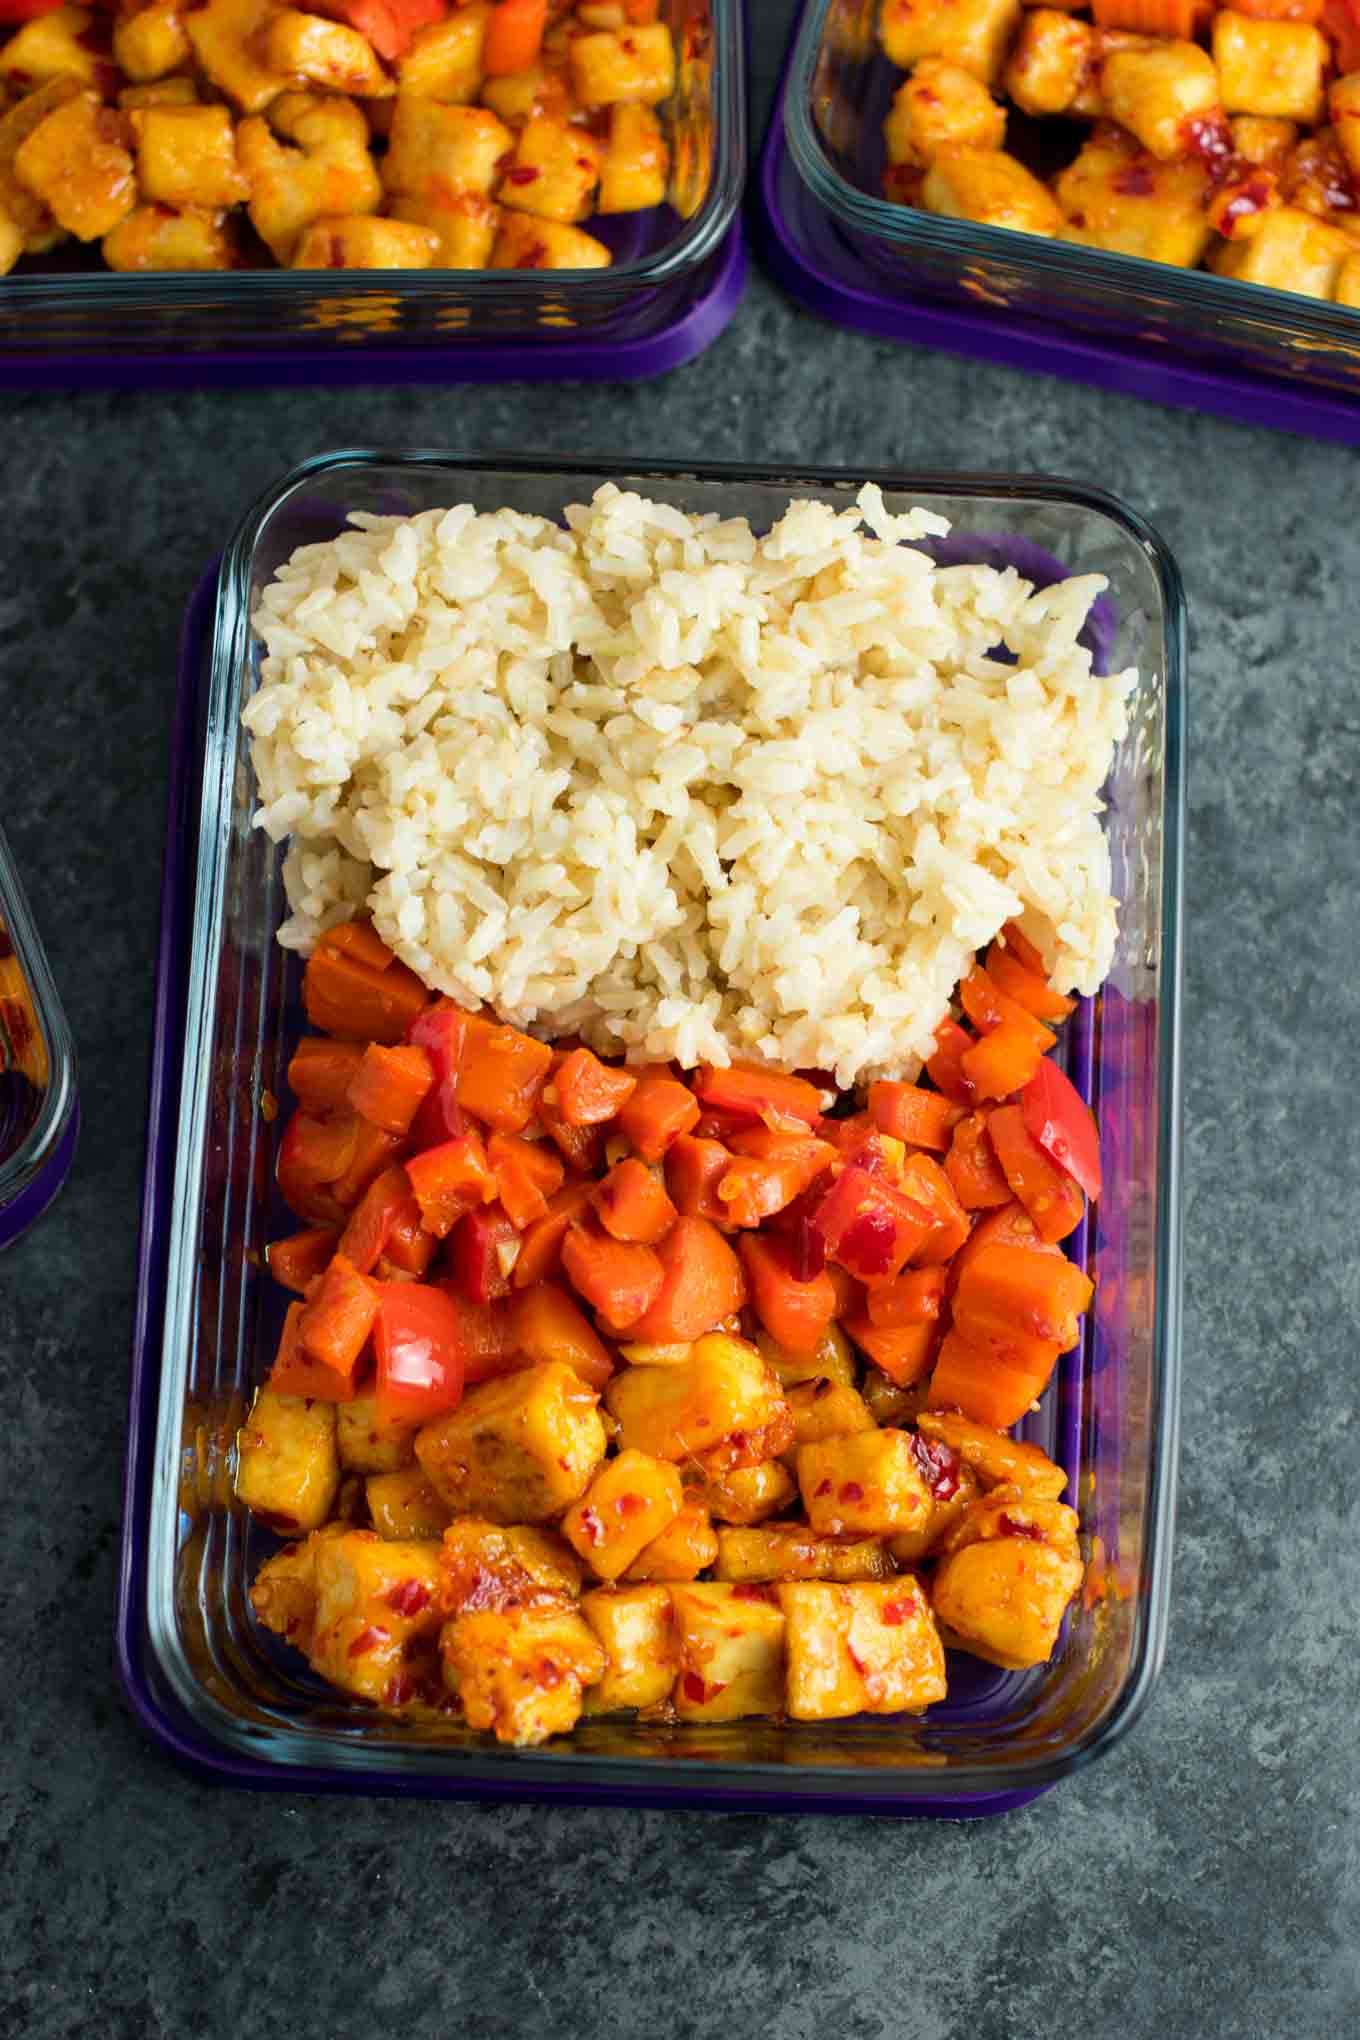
left=561, top=1448, right=684, bottom=1579
left=249, top=1521, right=350, bottom=1652
left=441, top=1603, right=605, bottom=1744
left=884, top=1459, right=981, bottom=1563
left=1003, top=10, right=1092, bottom=119
left=387, top=190, right=499, bottom=266
left=931, top=1496, right=1083, bottom=1669
left=185, top=0, right=291, bottom=115
left=396, top=6, right=488, bottom=101
left=1210, top=202, right=1350, bottom=296
left=779, top=1580, right=947, bottom=1719
left=785, top=1378, right=877, bottom=1453
left=1213, top=14, right=1326, bottom=125
left=884, top=56, right=1006, bottom=168
left=490, top=210, right=610, bottom=267
left=262, top=11, right=394, bottom=97
left=685, top=1456, right=797, bottom=1526
left=715, top=1525, right=895, bottom=1583
left=605, top=1332, right=791, bottom=1464
left=382, top=97, right=511, bottom=197
left=798, top=1429, right=933, bottom=1538
left=113, top=2, right=191, bottom=84
left=480, top=61, right=578, bottom=128
left=879, top=0, right=1022, bottom=86
left=1330, top=73, right=1360, bottom=180
left=308, top=1529, right=444, bottom=1705
left=581, top=1584, right=677, bottom=1711
left=597, top=100, right=666, bottom=212
left=291, top=213, right=439, bottom=266
left=1101, top=39, right=1221, bottom=160
left=1056, top=130, right=1212, bottom=267
left=234, top=1387, right=340, bottom=1533
left=415, top=1361, right=607, bottom=1523
left=0, top=8, right=102, bottom=91
left=920, top=145, right=1063, bottom=237
left=1, top=80, right=82, bottom=249
left=1334, top=249, right=1360, bottom=306
left=914, top=1411, right=1068, bottom=1499
left=498, top=113, right=601, bottom=223
left=1206, top=162, right=1281, bottom=239
left=0, top=206, right=22, bottom=274
left=621, top=1499, right=718, bottom=1581
left=336, top=1391, right=417, bottom=1475
left=366, top=1465, right=454, bottom=1539
left=101, top=200, right=236, bottom=268
left=670, top=1582, right=785, bottom=1720
left=1230, top=113, right=1297, bottom=168
left=1281, top=128, right=1356, bottom=221
left=757, top=1323, right=856, bottom=1391
left=237, top=91, right=380, bottom=262
left=119, top=78, right=199, bottom=108
left=439, top=1515, right=583, bottom=1607
left=569, top=23, right=674, bottom=109
left=13, top=93, right=136, bottom=241
left=131, top=103, right=247, bottom=208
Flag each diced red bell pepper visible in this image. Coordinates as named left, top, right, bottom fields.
left=1021, top=1058, right=1102, bottom=1199
left=826, top=1263, right=865, bottom=1319
left=302, top=922, right=431, bottom=1043
left=664, top=1134, right=736, bottom=1227
left=455, top=1013, right=553, bottom=1134
left=508, top=1282, right=613, bottom=1390
left=295, top=1253, right=380, bottom=1394
left=405, top=1132, right=498, bottom=1239
left=623, top=1215, right=747, bottom=1345
left=487, top=1130, right=564, bottom=1230
left=0, top=0, right=71, bottom=20
left=692, top=1060, right=824, bottom=1129
left=925, top=1018, right=977, bottom=1106
left=512, top=1180, right=596, bottom=1289
left=447, top=1203, right=522, bottom=1303
left=844, top=1314, right=938, bottom=1388
left=553, top=1046, right=638, bottom=1126
left=944, top=1111, right=1012, bottom=1211
left=616, top=1065, right=701, bottom=1162
left=346, top=1042, right=433, bottom=1137
left=867, top=1081, right=957, bottom=1152
left=591, top=1157, right=677, bottom=1245
left=287, top=1037, right=365, bottom=1115
left=561, top=1220, right=665, bottom=1334
left=337, top=1164, right=421, bottom=1276
left=266, top=1225, right=340, bottom=1295
left=809, top=1166, right=934, bottom=1286
left=373, top=1282, right=467, bottom=1424
left=738, top=1232, right=837, bottom=1354
left=864, top=1265, right=947, bottom=1330
left=407, top=1000, right=472, bottom=1147
left=987, top=1105, right=1086, bottom=1243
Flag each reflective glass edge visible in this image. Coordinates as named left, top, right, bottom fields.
left=0, top=816, right=78, bottom=1222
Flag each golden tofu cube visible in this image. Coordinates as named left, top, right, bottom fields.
left=715, top=1525, right=895, bottom=1584
left=1003, top=11, right=1091, bottom=119
left=581, top=1584, right=677, bottom=1711
left=1056, top=132, right=1212, bottom=268
left=309, top=1529, right=444, bottom=1705
left=490, top=210, right=611, bottom=267
left=1281, top=129, right=1356, bottom=222
left=779, top=1581, right=947, bottom=1720
left=670, top=1582, right=785, bottom=1721
left=797, top=1429, right=933, bottom=1538
left=1214, top=14, right=1326, bottom=124
left=562, top=1448, right=683, bottom=1580
left=1210, top=202, right=1350, bottom=296
left=1335, top=249, right=1360, bottom=306
left=785, top=1377, right=877, bottom=1453
left=1230, top=113, right=1297, bottom=168
left=932, top=1520, right=1083, bottom=1669
left=621, top=1499, right=718, bottom=1581
left=441, top=1602, right=605, bottom=1744
left=685, top=1456, right=797, bottom=1526
left=1206, top=162, right=1281, bottom=239
left=0, top=207, right=22, bottom=275
left=936, top=1484, right=1080, bottom=1559
left=383, top=96, right=510, bottom=197
left=498, top=113, right=601, bottom=223
left=262, top=11, right=394, bottom=97
left=597, top=101, right=666, bottom=212
left=185, top=0, right=290, bottom=115
left=415, top=1360, right=606, bottom=1524
left=119, top=78, right=199, bottom=108
left=101, top=199, right=236, bottom=268
left=879, top=0, right=1022, bottom=86
left=920, top=145, right=1063, bottom=237
left=396, top=6, right=488, bottom=102
left=234, top=1387, right=339, bottom=1533
left=440, top=1516, right=583, bottom=1608
left=131, top=103, right=247, bottom=208
left=249, top=1522, right=351, bottom=1652
left=291, top=213, right=439, bottom=266
left=366, top=1465, right=453, bottom=1539
left=336, top=1391, right=417, bottom=1475
left=884, top=56, right=1006, bottom=167
left=569, top=23, right=675, bottom=109
left=387, top=189, right=500, bottom=266
left=237, top=90, right=380, bottom=262
left=12, top=90, right=131, bottom=247
left=1330, top=72, right=1360, bottom=180
left=481, top=60, right=577, bottom=129
left=884, top=1459, right=981, bottom=1564
left=0, top=79, right=81, bottom=247
left=758, top=1323, right=856, bottom=1391
left=915, top=1410, right=1068, bottom=1499
left=1101, top=39, right=1221, bottom=160
left=605, top=1332, right=791, bottom=1464
left=113, top=2, right=191, bottom=84
left=0, top=8, right=102, bottom=91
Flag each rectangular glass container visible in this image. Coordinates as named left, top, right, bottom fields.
left=784, top=0, right=1360, bottom=400
left=0, top=819, right=78, bottom=1249
left=0, top=0, right=743, bottom=365
left=119, top=451, right=1184, bottom=1812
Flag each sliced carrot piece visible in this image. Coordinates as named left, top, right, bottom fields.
left=592, top=1157, right=677, bottom=1245
left=959, top=968, right=1057, bottom=1056
left=508, top=1282, right=614, bottom=1390
left=337, top=1165, right=421, bottom=1276
left=867, top=1081, right=957, bottom=1151
left=405, top=1132, right=497, bottom=1239
left=455, top=1014, right=553, bottom=1134
left=926, top=1018, right=977, bottom=1106
left=431, top=1289, right=518, bottom=1386
left=346, top=1042, right=434, bottom=1137
left=287, top=1038, right=365, bottom=1114
left=928, top=1328, right=1045, bottom=1430
left=302, top=923, right=430, bottom=1043
left=962, top=1020, right=1046, bottom=1103
left=898, top=1152, right=971, bottom=1266
left=296, top=1253, right=380, bottom=1390
left=269, top=1299, right=354, bottom=1402
left=984, top=941, right=1076, bottom=1024
left=512, top=1180, right=596, bottom=1288
left=377, top=1201, right=436, bottom=1279
left=739, top=1232, right=836, bottom=1354
left=623, top=1216, right=747, bottom=1344
left=561, top=1220, right=665, bottom=1334
left=692, top=1061, right=824, bottom=1129
left=864, top=1266, right=947, bottom=1330
left=987, top=1105, right=1086, bottom=1244
left=944, top=1111, right=1013, bottom=1211
left=483, top=0, right=547, bottom=75
left=328, top=1117, right=405, bottom=1211
left=266, top=1225, right=340, bottom=1295
left=844, top=1315, right=937, bottom=1388
left=553, top=1046, right=638, bottom=1127
left=616, top=1065, right=701, bottom=1162
left=275, top=1109, right=357, bottom=1225
left=487, top=1130, right=565, bottom=1230
left=665, top=1134, right=735, bottom=1227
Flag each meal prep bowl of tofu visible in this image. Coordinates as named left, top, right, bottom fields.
left=117, top=452, right=1184, bottom=1814
left=0, top=0, right=743, bottom=365
left=783, top=0, right=1360, bottom=398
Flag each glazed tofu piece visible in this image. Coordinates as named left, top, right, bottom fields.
left=561, top=1448, right=684, bottom=1579
left=0, top=8, right=102, bottom=90
left=914, top=1411, right=1068, bottom=1499
left=396, top=7, right=489, bottom=102
left=234, top=1387, right=339, bottom=1534
left=580, top=1584, right=677, bottom=1711
left=879, top=0, right=1023, bottom=86
left=684, top=1456, right=797, bottom=1526
left=597, top=102, right=667, bottom=213
left=715, top=1526, right=895, bottom=1584
left=439, top=1515, right=583, bottom=1608
left=387, top=191, right=500, bottom=267
left=1213, top=14, right=1327, bottom=126
left=237, top=91, right=380, bottom=262
left=1210, top=203, right=1351, bottom=296
left=1281, top=128, right=1357, bottom=223
left=1334, top=250, right=1360, bottom=305
left=797, top=1429, right=933, bottom=1539
left=365, top=1466, right=454, bottom=1539
left=185, top=0, right=291, bottom=115
left=779, top=1581, right=947, bottom=1720
left=119, top=78, right=200, bottom=108
left=932, top=1491, right=1083, bottom=1669
left=130, top=104, right=247, bottom=209
left=568, top=23, right=675, bottom=109
left=113, top=1, right=191, bottom=83
left=884, top=57, right=1006, bottom=168
left=1206, top=163, right=1281, bottom=239
left=884, top=1458, right=981, bottom=1564
left=441, top=1602, right=605, bottom=1744
left=1102, top=40, right=1222, bottom=161
left=1003, top=11, right=1092, bottom=119
left=13, top=93, right=137, bottom=241
left=1332, top=75, right=1360, bottom=180
left=102, top=201, right=237, bottom=268
left=0, top=80, right=82, bottom=252
left=291, top=214, right=440, bottom=267
left=0, top=207, right=22, bottom=275
left=490, top=211, right=610, bottom=267
left=498, top=113, right=602, bottom=223
left=604, top=1331, right=791, bottom=1464
left=670, top=1582, right=786, bottom=1721
left=920, top=145, right=1063, bottom=237
left=1056, top=130, right=1213, bottom=268
left=1230, top=114, right=1297, bottom=169
left=249, top=1521, right=351, bottom=1652
left=336, top=1392, right=417, bottom=1475
left=309, top=1529, right=444, bottom=1705
left=415, top=1361, right=607, bottom=1523
left=382, top=98, right=511, bottom=198
left=620, top=1499, right=718, bottom=1581
left=784, top=1377, right=877, bottom=1453
left=480, top=61, right=578, bottom=130
left=262, top=12, right=394, bottom=98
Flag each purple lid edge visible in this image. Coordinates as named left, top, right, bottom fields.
left=0, top=1092, right=79, bottom=1250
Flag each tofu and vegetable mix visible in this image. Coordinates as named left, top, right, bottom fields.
left=0, top=0, right=674, bottom=276
left=237, top=916, right=1098, bottom=1746
left=879, top=0, right=1360, bottom=307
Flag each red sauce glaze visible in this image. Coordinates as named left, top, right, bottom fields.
left=880, top=1596, right=917, bottom=1626
left=1216, top=175, right=1273, bottom=234
left=731, top=1584, right=775, bottom=1602
left=536, top=1658, right=564, bottom=1688
left=839, top=1481, right=865, bottom=1503
left=814, top=1478, right=833, bottom=1497
left=909, top=1433, right=962, bottom=1501
left=838, top=1209, right=896, bottom=1275
left=1112, top=164, right=1156, bottom=198
left=998, top=1513, right=1047, bottom=1543
left=347, top=1624, right=389, bottom=1659
left=1182, top=113, right=1233, bottom=174
left=615, top=1491, right=647, bottom=1517
left=383, top=1673, right=419, bottom=1707
left=386, top=1578, right=431, bottom=1618
left=507, top=166, right=539, bottom=185
left=577, top=1507, right=604, bottom=1546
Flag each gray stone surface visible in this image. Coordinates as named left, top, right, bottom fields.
left=2, top=4, right=1358, bottom=2033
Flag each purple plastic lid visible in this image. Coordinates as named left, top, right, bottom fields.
left=0, top=824, right=78, bottom=1250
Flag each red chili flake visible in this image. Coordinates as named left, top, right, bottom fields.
left=1182, top=114, right=1232, bottom=171
left=614, top=1492, right=647, bottom=1517
left=789, top=1213, right=826, bottom=1280
left=880, top=1596, right=916, bottom=1627
left=731, top=1584, right=774, bottom=1602
left=814, top=1478, right=833, bottom=1497
left=386, top=1578, right=431, bottom=1618
left=682, top=1670, right=726, bottom=1704
left=507, top=166, right=540, bottom=185
left=347, top=1624, right=389, bottom=1659
left=384, top=1673, right=418, bottom=1707
left=284, top=1617, right=300, bottom=1638
left=847, top=1643, right=870, bottom=1677
left=839, top=1209, right=897, bottom=1275
left=839, top=1481, right=865, bottom=1503
left=537, top=1658, right=564, bottom=1688
left=909, top=1433, right=961, bottom=1501
left=998, top=1513, right=1047, bottom=1543
left=1216, top=176, right=1273, bottom=234
left=578, top=1506, right=605, bottom=1546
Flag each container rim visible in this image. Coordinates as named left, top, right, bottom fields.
left=0, top=817, right=78, bottom=1235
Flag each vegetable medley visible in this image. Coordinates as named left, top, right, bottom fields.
left=878, top=0, right=1360, bottom=306
left=236, top=916, right=1102, bottom=1747
left=0, top=0, right=673, bottom=276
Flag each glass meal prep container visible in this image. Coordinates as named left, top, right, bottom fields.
left=116, top=450, right=1183, bottom=1813
left=0, top=0, right=743, bottom=365
left=784, top=0, right=1360, bottom=401
left=0, top=819, right=78, bottom=1249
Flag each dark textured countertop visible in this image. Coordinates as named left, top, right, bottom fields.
left=2, top=6, right=1358, bottom=2033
